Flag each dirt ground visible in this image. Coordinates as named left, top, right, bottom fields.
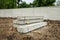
left=0, top=18, right=60, bottom=40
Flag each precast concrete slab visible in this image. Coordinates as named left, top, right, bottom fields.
left=13, top=22, right=47, bottom=33
left=13, top=20, right=43, bottom=25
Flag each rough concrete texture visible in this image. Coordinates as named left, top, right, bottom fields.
left=14, top=22, right=47, bottom=33
left=0, top=7, right=60, bottom=20
left=0, top=18, right=60, bottom=40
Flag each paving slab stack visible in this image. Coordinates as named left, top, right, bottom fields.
left=13, top=16, right=47, bottom=33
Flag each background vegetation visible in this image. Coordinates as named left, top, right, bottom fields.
left=0, top=0, right=56, bottom=9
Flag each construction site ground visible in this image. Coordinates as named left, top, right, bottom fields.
left=0, top=18, right=60, bottom=40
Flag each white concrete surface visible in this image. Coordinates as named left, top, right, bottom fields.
left=14, top=22, right=47, bottom=33
left=13, top=17, right=47, bottom=33
left=17, top=16, right=43, bottom=20
left=13, top=16, right=43, bottom=24
left=13, top=20, right=43, bottom=24
left=0, top=7, right=60, bottom=20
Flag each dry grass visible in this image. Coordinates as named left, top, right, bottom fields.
left=0, top=18, right=60, bottom=40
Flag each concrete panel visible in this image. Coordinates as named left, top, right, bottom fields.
left=15, top=22, right=47, bottom=33
left=0, top=9, right=13, bottom=17
left=13, top=16, right=43, bottom=25
left=0, top=7, right=60, bottom=20
left=46, top=7, right=60, bottom=20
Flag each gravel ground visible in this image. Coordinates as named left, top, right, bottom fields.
left=0, top=18, right=60, bottom=40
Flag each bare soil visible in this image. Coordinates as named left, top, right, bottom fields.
left=0, top=18, right=60, bottom=40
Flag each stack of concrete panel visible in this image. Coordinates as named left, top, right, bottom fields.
left=13, top=16, right=47, bottom=33
left=13, top=16, right=43, bottom=25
